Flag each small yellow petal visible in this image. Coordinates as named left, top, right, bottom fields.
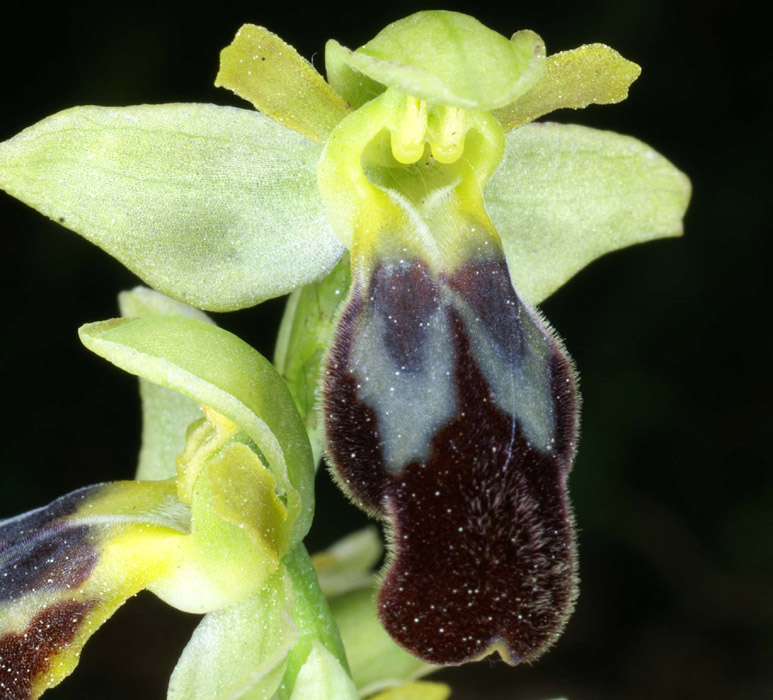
left=494, top=43, right=641, bottom=130
left=216, top=24, right=349, bottom=144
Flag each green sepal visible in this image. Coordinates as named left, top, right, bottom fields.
left=78, top=316, right=315, bottom=551
left=485, top=122, right=691, bottom=305
left=216, top=24, right=350, bottom=145
left=494, top=43, right=641, bottom=130
left=119, top=286, right=214, bottom=481
left=167, top=566, right=298, bottom=700
left=274, top=255, right=350, bottom=465
left=325, top=11, right=544, bottom=111
left=0, top=103, right=343, bottom=311
left=325, top=41, right=385, bottom=110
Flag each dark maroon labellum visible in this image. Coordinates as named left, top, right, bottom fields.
left=0, top=599, right=97, bottom=699
left=324, top=255, right=579, bottom=665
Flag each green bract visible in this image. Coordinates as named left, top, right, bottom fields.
left=0, top=9, right=691, bottom=700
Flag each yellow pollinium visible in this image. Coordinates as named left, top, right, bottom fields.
left=390, top=95, right=427, bottom=164
left=389, top=94, right=467, bottom=165
left=428, top=105, right=466, bottom=164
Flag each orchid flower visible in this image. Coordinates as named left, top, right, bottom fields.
left=0, top=9, right=690, bottom=699
left=0, top=287, right=353, bottom=700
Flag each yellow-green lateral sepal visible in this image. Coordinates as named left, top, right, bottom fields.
left=326, top=11, right=544, bottom=110
left=368, top=682, right=452, bottom=700
left=0, top=103, right=343, bottom=311
left=0, top=481, right=187, bottom=699
left=216, top=24, right=350, bottom=145
left=78, top=316, right=315, bottom=551
left=485, top=123, right=691, bottom=305
left=494, top=44, right=641, bottom=130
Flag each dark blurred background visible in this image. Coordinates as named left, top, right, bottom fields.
left=0, top=1, right=769, bottom=699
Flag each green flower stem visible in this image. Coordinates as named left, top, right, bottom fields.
left=279, top=543, right=350, bottom=698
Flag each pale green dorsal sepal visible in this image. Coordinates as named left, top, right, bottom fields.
left=494, top=43, right=641, bottom=131
left=119, top=286, right=215, bottom=322
left=78, top=316, right=315, bottom=550
left=119, top=286, right=214, bottom=482
left=485, top=122, right=691, bottom=305
left=0, top=103, right=343, bottom=311
left=326, top=11, right=545, bottom=110
left=216, top=24, right=350, bottom=145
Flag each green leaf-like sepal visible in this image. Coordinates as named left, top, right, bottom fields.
left=485, top=123, right=692, bottom=305
left=289, top=642, right=358, bottom=700
left=311, top=526, right=380, bottom=598
left=0, top=104, right=343, bottom=311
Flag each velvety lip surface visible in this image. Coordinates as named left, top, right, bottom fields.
left=324, top=255, right=579, bottom=664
